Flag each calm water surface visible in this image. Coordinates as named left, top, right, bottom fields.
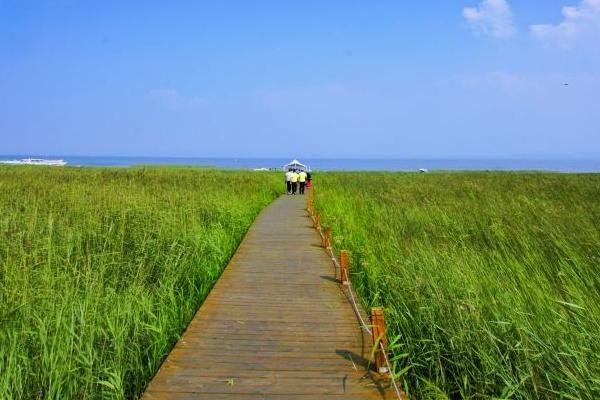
left=1, top=156, right=598, bottom=172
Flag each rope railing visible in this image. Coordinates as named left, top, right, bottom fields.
left=306, top=187, right=405, bottom=400
left=332, top=247, right=373, bottom=336
left=381, top=341, right=404, bottom=400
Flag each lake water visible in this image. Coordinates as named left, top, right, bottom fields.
left=1, top=155, right=599, bottom=172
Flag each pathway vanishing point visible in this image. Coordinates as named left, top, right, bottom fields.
left=142, top=194, right=391, bottom=399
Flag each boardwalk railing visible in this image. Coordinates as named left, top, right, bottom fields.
left=306, top=186, right=406, bottom=400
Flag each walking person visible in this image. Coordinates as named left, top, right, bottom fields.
left=298, top=169, right=307, bottom=194
left=291, top=169, right=299, bottom=195
left=285, top=169, right=293, bottom=194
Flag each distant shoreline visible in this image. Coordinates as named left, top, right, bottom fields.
left=0, top=155, right=599, bottom=172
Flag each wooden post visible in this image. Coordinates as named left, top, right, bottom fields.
left=340, top=250, right=350, bottom=285
left=323, top=226, right=331, bottom=248
left=371, top=307, right=389, bottom=374
left=315, top=213, right=321, bottom=229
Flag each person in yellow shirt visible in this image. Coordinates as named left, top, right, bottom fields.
left=298, top=170, right=307, bottom=194
left=290, top=169, right=299, bottom=194
left=285, top=169, right=294, bottom=194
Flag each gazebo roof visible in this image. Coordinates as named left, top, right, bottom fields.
left=283, top=159, right=309, bottom=170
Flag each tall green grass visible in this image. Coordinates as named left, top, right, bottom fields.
left=314, top=172, right=600, bottom=399
left=0, top=166, right=280, bottom=399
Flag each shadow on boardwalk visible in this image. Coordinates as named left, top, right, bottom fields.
left=142, top=195, right=392, bottom=399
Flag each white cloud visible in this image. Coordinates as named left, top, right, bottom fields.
left=148, top=89, right=207, bottom=110
left=457, top=72, right=600, bottom=96
left=260, top=84, right=347, bottom=107
left=463, top=0, right=516, bottom=38
left=461, top=71, right=527, bottom=90
left=530, top=0, right=600, bottom=48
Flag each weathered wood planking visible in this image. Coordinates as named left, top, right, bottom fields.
left=142, top=195, right=390, bottom=399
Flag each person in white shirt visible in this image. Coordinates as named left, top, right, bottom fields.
left=285, top=169, right=294, bottom=194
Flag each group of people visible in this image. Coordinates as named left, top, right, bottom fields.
left=285, top=169, right=311, bottom=195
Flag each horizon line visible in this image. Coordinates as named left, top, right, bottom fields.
left=2, top=154, right=600, bottom=161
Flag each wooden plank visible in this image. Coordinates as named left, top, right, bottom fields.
left=147, top=375, right=382, bottom=395
left=182, top=333, right=363, bottom=342
left=155, top=365, right=370, bottom=379
left=160, top=350, right=371, bottom=363
left=141, top=195, right=389, bottom=399
left=162, top=353, right=371, bottom=369
left=162, top=359, right=370, bottom=372
left=145, top=393, right=388, bottom=400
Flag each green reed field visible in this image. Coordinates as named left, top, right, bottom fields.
left=314, top=172, right=600, bottom=399
left=0, top=166, right=280, bottom=399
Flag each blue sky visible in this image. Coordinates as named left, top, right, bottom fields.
left=1, top=0, right=599, bottom=158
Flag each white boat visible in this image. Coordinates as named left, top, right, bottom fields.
left=0, top=158, right=67, bottom=166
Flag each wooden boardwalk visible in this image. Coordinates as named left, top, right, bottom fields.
left=142, top=194, right=390, bottom=399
